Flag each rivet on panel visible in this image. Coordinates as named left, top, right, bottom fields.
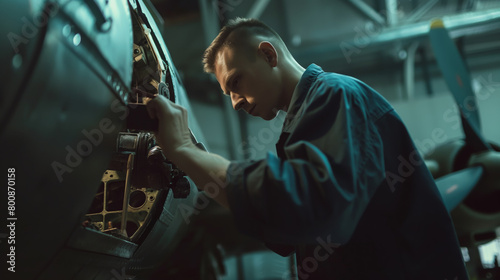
left=73, top=33, right=81, bottom=46
left=12, top=54, right=22, bottom=69
left=62, top=24, right=71, bottom=37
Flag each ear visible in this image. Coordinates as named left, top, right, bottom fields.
left=258, top=41, right=278, bottom=67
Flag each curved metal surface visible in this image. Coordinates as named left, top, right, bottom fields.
left=32, top=0, right=204, bottom=279
left=0, top=0, right=132, bottom=279
left=435, top=165, right=484, bottom=211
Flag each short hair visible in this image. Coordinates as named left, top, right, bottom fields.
left=202, top=17, right=285, bottom=73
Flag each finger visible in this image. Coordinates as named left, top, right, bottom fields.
left=182, top=106, right=189, bottom=125
left=145, top=97, right=160, bottom=119
left=133, top=87, right=156, bottom=98
left=146, top=95, right=171, bottom=119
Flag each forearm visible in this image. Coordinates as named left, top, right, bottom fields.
left=170, top=144, right=231, bottom=209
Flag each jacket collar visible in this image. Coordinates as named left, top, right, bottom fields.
left=283, top=64, right=323, bottom=132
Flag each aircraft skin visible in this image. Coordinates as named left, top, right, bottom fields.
left=0, top=0, right=206, bottom=279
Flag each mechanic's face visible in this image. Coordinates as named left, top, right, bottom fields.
left=214, top=43, right=283, bottom=120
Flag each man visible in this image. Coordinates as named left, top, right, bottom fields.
left=146, top=18, right=468, bottom=279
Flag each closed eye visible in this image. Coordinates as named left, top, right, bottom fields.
left=229, top=74, right=241, bottom=93
left=232, top=76, right=240, bottom=90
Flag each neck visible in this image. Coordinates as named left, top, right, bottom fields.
left=281, top=59, right=305, bottom=112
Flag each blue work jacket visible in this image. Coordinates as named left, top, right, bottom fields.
left=226, top=64, right=468, bottom=279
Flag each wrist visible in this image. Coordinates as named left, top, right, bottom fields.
left=169, top=142, right=198, bottom=164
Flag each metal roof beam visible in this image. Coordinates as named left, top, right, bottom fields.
left=347, top=0, right=386, bottom=26
left=247, top=0, right=271, bottom=19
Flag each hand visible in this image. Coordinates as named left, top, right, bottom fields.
left=145, top=95, right=231, bottom=209
left=145, top=95, right=194, bottom=161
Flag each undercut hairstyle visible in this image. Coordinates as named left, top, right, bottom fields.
left=202, top=17, right=286, bottom=73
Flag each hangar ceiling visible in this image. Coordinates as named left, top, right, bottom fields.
left=149, top=0, right=500, bottom=103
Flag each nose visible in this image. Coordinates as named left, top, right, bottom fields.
left=230, top=92, right=246, bottom=111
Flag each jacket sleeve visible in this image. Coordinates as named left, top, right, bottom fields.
left=225, top=77, right=391, bottom=245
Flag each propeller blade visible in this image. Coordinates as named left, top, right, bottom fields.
left=435, top=165, right=484, bottom=212
left=428, top=19, right=491, bottom=153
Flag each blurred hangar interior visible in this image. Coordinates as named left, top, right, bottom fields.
left=0, top=0, right=500, bottom=279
